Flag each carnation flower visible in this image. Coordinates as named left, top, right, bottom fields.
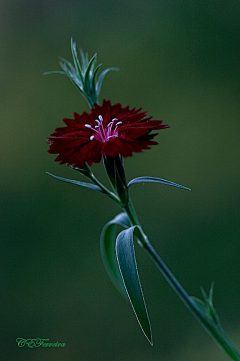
left=48, top=100, right=169, bottom=169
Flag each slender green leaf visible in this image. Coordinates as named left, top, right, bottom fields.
left=191, top=296, right=211, bottom=316
left=96, top=67, right=119, bottom=98
left=43, top=71, right=66, bottom=76
left=89, top=57, right=97, bottom=79
left=84, top=54, right=97, bottom=84
left=128, top=176, right=191, bottom=190
left=58, top=56, right=76, bottom=73
left=100, top=213, right=131, bottom=299
left=92, top=63, right=102, bottom=89
left=71, top=38, right=84, bottom=83
left=80, top=48, right=88, bottom=71
left=116, top=226, right=152, bottom=345
left=59, top=61, right=72, bottom=76
left=58, top=63, right=84, bottom=94
left=85, top=56, right=97, bottom=95
left=191, top=283, right=220, bottom=327
left=67, top=73, right=83, bottom=89
left=46, top=172, right=103, bottom=193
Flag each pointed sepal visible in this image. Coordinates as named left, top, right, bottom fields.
left=103, top=156, right=129, bottom=206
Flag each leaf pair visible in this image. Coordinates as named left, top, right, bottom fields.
left=100, top=213, right=153, bottom=344
left=46, top=170, right=190, bottom=344
left=47, top=171, right=191, bottom=197
left=191, top=283, right=220, bottom=328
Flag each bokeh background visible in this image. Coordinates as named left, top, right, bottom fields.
left=1, top=1, right=240, bottom=360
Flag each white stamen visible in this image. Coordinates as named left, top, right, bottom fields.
left=84, top=115, right=121, bottom=143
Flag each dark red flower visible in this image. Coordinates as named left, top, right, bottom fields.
left=48, top=100, right=169, bottom=169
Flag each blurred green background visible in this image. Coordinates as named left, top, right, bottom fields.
left=1, top=0, right=240, bottom=360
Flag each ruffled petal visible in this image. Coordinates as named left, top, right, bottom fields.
left=47, top=99, right=169, bottom=168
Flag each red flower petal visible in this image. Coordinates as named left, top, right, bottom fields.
left=47, top=100, right=169, bottom=168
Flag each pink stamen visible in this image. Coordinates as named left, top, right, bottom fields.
left=84, top=115, right=122, bottom=142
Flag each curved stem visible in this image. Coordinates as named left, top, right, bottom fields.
left=76, top=165, right=121, bottom=204
left=145, top=242, right=240, bottom=360
left=123, top=198, right=240, bottom=361
left=90, top=172, right=121, bottom=204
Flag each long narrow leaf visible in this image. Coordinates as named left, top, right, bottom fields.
left=96, top=67, right=119, bottom=98
left=88, top=57, right=97, bottom=78
left=116, top=226, right=152, bottom=345
left=43, top=71, right=66, bottom=76
left=59, top=61, right=73, bottom=76
left=46, top=172, right=103, bottom=193
left=58, top=63, right=84, bottom=94
left=100, top=213, right=131, bottom=299
left=84, top=54, right=97, bottom=83
left=92, top=63, right=102, bottom=89
left=80, top=48, right=88, bottom=71
left=128, top=176, right=191, bottom=190
left=71, top=39, right=84, bottom=84
left=58, top=56, right=76, bottom=73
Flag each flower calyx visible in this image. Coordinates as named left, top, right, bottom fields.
left=103, top=155, right=129, bottom=206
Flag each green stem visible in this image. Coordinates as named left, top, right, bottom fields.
left=123, top=199, right=240, bottom=361
left=74, top=165, right=121, bottom=204
left=145, top=243, right=240, bottom=360
left=90, top=172, right=121, bottom=204
left=89, top=162, right=240, bottom=359
left=123, top=200, right=140, bottom=228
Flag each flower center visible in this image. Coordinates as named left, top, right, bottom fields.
left=85, top=115, right=122, bottom=142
